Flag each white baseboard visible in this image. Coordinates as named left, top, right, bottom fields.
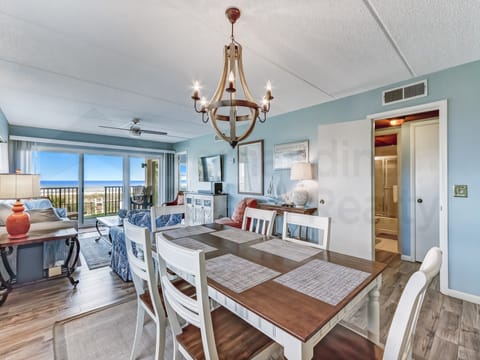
left=401, top=255, right=414, bottom=262
left=441, top=287, right=480, bottom=305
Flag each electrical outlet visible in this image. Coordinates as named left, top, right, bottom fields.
left=453, top=185, right=468, bottom=198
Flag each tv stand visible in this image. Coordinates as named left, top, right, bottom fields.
left=185, top=193, right=227, bottom=225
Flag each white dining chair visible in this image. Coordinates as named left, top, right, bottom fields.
left=282, top=212, right=330, bottom=249
left=313, top=246, right=442, bottom=360
left=150, top=204, right=186, bottom=232
left=124, top=220, right=193, bottom=360
left=242, top=207, right=277, bottom=237
left=156, top=232, right=281, bottom=360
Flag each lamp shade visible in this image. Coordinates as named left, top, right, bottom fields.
left=0, top=174, right=40, bottom=199
left=290, top=162, right=313, bottom=181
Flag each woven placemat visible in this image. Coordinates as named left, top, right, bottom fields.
left=161, top=225, right=215, bottom=239
left=211, top=228, right=263, bottom=244
left=274, top=259, right=370, bottom=305
left=207, top=254, right=280, bottom=293
left=251, top=239, right=322, bottom=262
left=171, top=237, right=217, bottom=253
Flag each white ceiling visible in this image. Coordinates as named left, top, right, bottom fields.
left=1, top=0, right=479, bottom=143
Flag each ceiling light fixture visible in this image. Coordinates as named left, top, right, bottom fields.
left=191, top=7, right=274, bottom=148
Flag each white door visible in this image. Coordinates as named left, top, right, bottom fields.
left=317, top=119, right=373, bottom=260
left=412, top=121, right=439, bottom=261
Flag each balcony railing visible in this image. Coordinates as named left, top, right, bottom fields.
left=40, top=185, right=146, bottom=219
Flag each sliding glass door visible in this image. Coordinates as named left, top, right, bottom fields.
left=83, top=154, right=123, bottom=222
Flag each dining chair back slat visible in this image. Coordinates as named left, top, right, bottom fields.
left=156, top=232, right=218, bottom=360
left=124, top=220, right=167, bottom=360
left=383, top=246, right=442, bottom=360
left=282, top=212, right=330, bottom=249
left=150, top=204, right=186, bottom=233
left=242, top=207, right=277, bottom=236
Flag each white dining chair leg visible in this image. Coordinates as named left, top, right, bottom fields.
left=130, top=302, right=145, bottom=360
left=367, top=286, right=381, bottom=343
left=154, top=320, right=166, bottom=360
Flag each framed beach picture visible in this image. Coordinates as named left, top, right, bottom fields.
left=238, top=140, right=264, bottom=195
left=273, top=140, right=309, bottom=169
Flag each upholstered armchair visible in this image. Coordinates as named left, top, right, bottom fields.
left=162, top=191, right=185, bottom=206
left=215, top=198, right=257, bottom=229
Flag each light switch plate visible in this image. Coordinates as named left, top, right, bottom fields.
left=453, top=185, right=468, bottom=197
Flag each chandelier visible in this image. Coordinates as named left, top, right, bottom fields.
left=191, top=7, right=274, bottom=148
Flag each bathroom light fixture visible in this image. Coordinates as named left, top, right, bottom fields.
left=191, top=7, right=274, bottom=148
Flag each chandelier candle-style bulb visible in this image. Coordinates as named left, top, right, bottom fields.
left=192, top=81, right=200, bottom=100
left=227, top=71, right=236, bottom=93
left=191, top=6, right=274, bottom=148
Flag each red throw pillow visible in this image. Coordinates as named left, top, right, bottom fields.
left=231, top=199, right=248, bottom=224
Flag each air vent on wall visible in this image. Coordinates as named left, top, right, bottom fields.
left=383, top=80, right=427, bottom=106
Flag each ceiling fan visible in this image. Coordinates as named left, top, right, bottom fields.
left=99, top=118, right=168, bottom=137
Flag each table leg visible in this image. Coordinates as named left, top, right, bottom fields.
left=283, top=337, right=314, bottom=360
left=95, top=219, right=103, bottom=241
left=367, top=277, right=382, bottom=343
left=63, top=236, right=80, bottom=287
left=0, top=246, right=15, bottom=305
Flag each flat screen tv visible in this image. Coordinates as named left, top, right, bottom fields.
left=198, top=154, right=222, bottom=182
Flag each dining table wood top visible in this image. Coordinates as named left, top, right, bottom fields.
left=161, top=223, right=387, bottom=342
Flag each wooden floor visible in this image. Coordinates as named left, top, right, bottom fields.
left=0, top=249, right=478, bottom=359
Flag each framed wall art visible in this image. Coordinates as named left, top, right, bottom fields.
left=238, top=140, right=264, bottom=195
left=273, top=140, right=309, bottom=169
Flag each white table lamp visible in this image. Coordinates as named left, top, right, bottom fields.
left=290, top=162, right=313, bottom=207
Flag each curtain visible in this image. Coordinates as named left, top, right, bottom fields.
left=8, top=140, right=37, bottom=173
left=164, top=153, right=175, bottom=203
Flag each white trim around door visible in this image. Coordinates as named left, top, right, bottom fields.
left=367, top=100, right=460, bottom=301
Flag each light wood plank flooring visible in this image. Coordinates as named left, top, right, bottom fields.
left=0, top=249, right=478, bottom=359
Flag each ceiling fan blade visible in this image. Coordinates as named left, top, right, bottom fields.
left=98, top=125, right=130, bottom=131
left=140, top=129, right=168, bottom=136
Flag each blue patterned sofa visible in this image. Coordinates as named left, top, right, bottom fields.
left=110, top=209, right=182, bottom=281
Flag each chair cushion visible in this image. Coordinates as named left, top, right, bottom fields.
left=313, top=325, right=384, bottom=360
left=177, top=306, right=274, bottom=360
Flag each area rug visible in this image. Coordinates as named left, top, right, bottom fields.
left=79, top=235, right=111, bottom=270
left=53, top=300, right=176, bottom=360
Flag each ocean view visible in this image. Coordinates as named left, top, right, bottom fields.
left=41, top=180, right=145, bottom=192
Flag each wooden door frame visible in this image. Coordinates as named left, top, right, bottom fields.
left=367, top=100, right=448, bottom=296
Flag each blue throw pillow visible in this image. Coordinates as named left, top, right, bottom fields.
left=24, top=198, right=53, bottom=210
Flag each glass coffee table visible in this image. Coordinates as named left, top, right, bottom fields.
left=95, top=215, right=122, bottom=243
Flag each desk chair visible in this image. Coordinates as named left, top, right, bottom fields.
left=282, top=212, right=330, bottom=249
left=313, top=246, right=442, bottom=360
left=242, top=207, right=277, bottom=237
left=156, top=232, right=281, bottom=360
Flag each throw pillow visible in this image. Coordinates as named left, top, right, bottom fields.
left=28, top=208, right=61, bottom=223
left=0, top=202, right=13, bottom=226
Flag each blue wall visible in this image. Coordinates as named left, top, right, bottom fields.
left=175, top=59, right=480, bottom=297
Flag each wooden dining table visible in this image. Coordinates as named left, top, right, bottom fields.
left=157, top=223, right=386, bottom=360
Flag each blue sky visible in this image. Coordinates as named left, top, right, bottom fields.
left=37, top=152, right=145, bottom=181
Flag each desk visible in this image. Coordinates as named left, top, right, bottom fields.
left=159, top=224, right=386, bottom=359
left=0, top=227, right=79, bottom=305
